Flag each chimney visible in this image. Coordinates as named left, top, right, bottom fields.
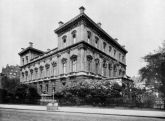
left=29, top=42, right=33, bottom=47
left=97, top=22, right=102, bottom=27
left=21, top=48, right=24, bottom=50
left=122, top=45, right=125, bottom=48
left=79, top=6, right=85, bottom=14
left=58, top=21, right=64, bottom=27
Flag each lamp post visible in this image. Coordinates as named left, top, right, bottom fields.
left=52, top=83, right=55, bottom=103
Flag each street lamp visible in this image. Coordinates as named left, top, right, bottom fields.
left=52, top=83, right=55, bottom=103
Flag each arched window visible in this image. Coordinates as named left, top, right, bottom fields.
left=62, top=35, right=67, bottom=48
left=122, top=55, right=125, bottom=62
left=72, top=30, right=77, bottom=44
left=52, top=61, right=57, bottom=76
left=113, top=65, right=117, bottom=77
left=22, top=58, right=24, bottom=65
left=26, top=56, right=28, bottom=63
left=87, top=55, right=93, bottom=72
left=95, top=59, right=99, bottom=75
left=108, top=63, right=112, bottom=77
left=70, top=55, right=77, bottom=72
left=87, top=31, right=91, bottom=43
left=39, top=65, right=44, bottom=78
left=103, top=42, right=106, bottom=52
left=62, top=58, right=67, bottom=74
left=45, top=63, right=50, bottom=77
left=122, top=70, right=125, bottom=76
left=34, top=67, right=38, bottom=79
left=95, top=37, right=99, bottom=48
left=114, top=49, right=116, bottom=57
left=109, top=46, right=112, bottom=53
left=119, top=53, right=121, bottom=61
left=30, top=69, right=33, bottom=80
left=103, top=61, right=107, bottom=77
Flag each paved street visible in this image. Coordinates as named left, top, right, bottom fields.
left=0, top=108, right=164, bottom=121
left=0, top=104, right=165, bottom=118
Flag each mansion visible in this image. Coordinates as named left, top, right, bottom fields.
left=19, top=7, right=130, bottom=98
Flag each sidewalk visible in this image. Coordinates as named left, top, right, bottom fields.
left=0, top=104, right=165, bottom=118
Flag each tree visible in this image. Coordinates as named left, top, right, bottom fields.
left=15, top=84, right=40, bottom=104
left=0, top=76, right=40, bottom=104
left=1, top=76, right=20, bottom=94
left=139, top=41, right=165, bottom=109
left=55, top=79, right=123, bottom=106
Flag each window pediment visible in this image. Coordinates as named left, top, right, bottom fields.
left=95, top=58, right=99, bottom=64
left=30, top=69, right=33, bottom=73
left=34, top=67, right=38, bottom=72
left=87, top=55, right=93, bottom=61
left=71, top=30, right=77, bottom=36
left=61, top=58, right=67, bottom=64
left=25, top=71, right=28, bottom=75
left=70, top=54, right=77, bottom=60
left=39, top=65, right=44, bottom=71
left=45, top=63, right=50, bottom=69
left=103, top=61, right=107, bottom=68
left=51, top=61, right=57, bottom=67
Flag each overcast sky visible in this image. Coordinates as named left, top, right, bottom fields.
left=0, top=0, right=165, bottom=77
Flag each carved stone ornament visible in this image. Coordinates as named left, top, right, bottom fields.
left=87, top=55, right=93, bottom=61
left=30, top=69, right=33, bottom=74
left=39, top=65, right=44, bottom=71
left=108, top=63, right=112, bottom=69
left=70, top=54, right=77, bottom=60
left=95, top=58, right=99, bottom=64
left=61, top=58, right=67, bottom=64
left=52, top=61, right=57, bottom=67
left=34, top=67, right=38, bottom=72
left=25, top=71, right=28, bottom=75
left=45, top=63, right=50, bottom=69
left=103, top=61, right=107, bottom=68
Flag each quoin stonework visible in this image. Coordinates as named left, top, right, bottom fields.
left=19, top=7, right=130, bottom=99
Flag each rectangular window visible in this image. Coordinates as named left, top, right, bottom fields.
left=88, top=61, right=91, bottom=72
left=95, top=37, right=99, bottom=48
left=119, top=53, right=121, bottom=61
left=72, top=60, right=77, bottom=72
left=73, top=37, right=76, bottom=44
left=62, top=36, right=67, bottom=48
left=114, top=49, right=116, bottom=57
left=26, top=56, right=28, bottom=63
left=63, top=63, right=66, bottom=74
left=122, top=55, right=125, bottom=62
left=52, top=66, right=56, bottom=76
left=109, top=46, right=112, bottom=53
left=87, top=31, right=91, bottom=43
left=22, top=58, right=24, bottom=65
left=103, top=42, right=106, bottom=52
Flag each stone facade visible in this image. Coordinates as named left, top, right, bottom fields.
left=19, top=7, right=128, bottom=98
